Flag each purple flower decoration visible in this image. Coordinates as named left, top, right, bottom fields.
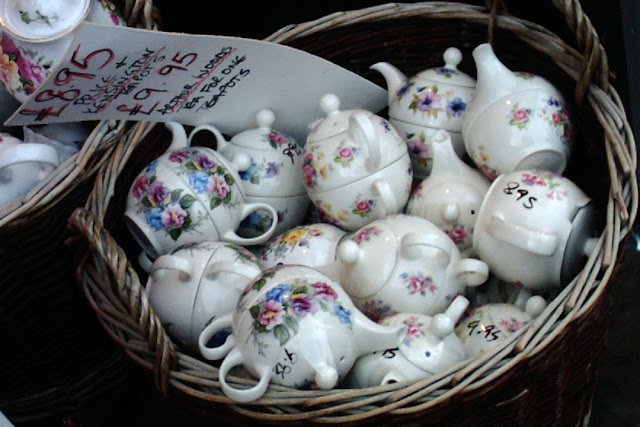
left=208, top=175, right=229, bottom=199
left=397, top=81, right=414, bottom=98
left=194, top=153, right=215, bottom=171
left=290, top=295, right=319, bottom=317
left=417, top=92, right=442, bottom=112
left=149, top=181, right=169, bottom=205
left=265, top=162, right=279, bottom=178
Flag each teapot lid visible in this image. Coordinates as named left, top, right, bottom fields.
left=230, top=109, right=297, bottom=150
left=415, top=48, right=476, bottom=88
left=306, top=94, right=371, bottom=143
left=0, top=0, right=90, bottom=42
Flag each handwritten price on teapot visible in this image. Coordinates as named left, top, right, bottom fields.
left=466, top=320, right=501, bottom=342
left=503, top=182, right=537, bottom=209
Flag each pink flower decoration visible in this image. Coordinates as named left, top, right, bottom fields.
left=208, top=175, right=229, bottom=199
left=356, top=200, right=371, bottom=212
left=161, top=204, right=186, bottom=228
left=132, top=175, right=149, bottom=198
left=513, top=109, right=529, bottom=121
left=447, top=227, right=468, bottom=244
left=339, top=147, right=353, bottom=160
left=405, top=320, right=423, bottom=339
left=269, top=132, right=287, bottom=146
left=168, top=149, right=190, bottom=163
left=311, top=282, right=338, bottom=302
left=409, top=276, right=426, bottom=293
left=258, top=300, right=285, bottom=330
left=302, top=164, right=315, bottom=186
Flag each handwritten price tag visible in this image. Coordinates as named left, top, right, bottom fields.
left=6, top=23, right=387, bottom=141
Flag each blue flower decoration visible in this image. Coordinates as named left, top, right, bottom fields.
left=239, top=162, right=257, bottom=181
left=446, top=97, right=466, bottom=117
left=334, top=304, right=352, bottom=324
left=146, top=160, right=158, bottom=175
left=266, top=284, right=292, bottom=303
left=145, top=206, right=164, bottom=231
left=188, top=171, right=209, bottom=193
left=264, top=162, right=279, bottom=178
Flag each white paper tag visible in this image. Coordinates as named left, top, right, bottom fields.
left=6, top=23, right=387, bottom=142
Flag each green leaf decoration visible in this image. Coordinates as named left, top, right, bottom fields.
left=273, top=324, right=290, bottom=346
left=225, top=173, right=235, bottom=186
left=168, top=228, right=182, bottom=241
left=141, top=197, right=152, bottom=208
left=250, top=175, right=260, bottom=185
left=170, top=189, right=182, bottom=202
left=185, top=161, right=198, bottom=171
left=292, top=286, right=308, bottom=295
left=254, top=278, right=267, bottom=291
left=182, top=215, right=192, bottom=229
left=210, top=197, right=222, bottom=210
left=255, top=323, right=268, bottom=333
left=432, top=84, right=439, bottom=93
left=179, top=194, right=196, bottom=209
left=284, top=316, right=299, bottom=334
left=249, top=305, right=261, bottom=319
left=20, top=12, right=31, bottom=24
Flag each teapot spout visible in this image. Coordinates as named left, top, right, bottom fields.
left=471, top=44, right=519, bottom=112
left=352, top=309, right=407, bottom=355
left=165, top=122, right=189, bottom=152
left=370, top=62, right=407, bottom=104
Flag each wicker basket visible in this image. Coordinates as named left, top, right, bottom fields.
left=67, top=1, right=637, bottom=425
left=0, top=1, right=161, bottom=422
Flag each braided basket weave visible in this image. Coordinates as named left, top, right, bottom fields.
left=0, top=0, right=161, bottom=422
left=68, top=1, right=637, bottom=424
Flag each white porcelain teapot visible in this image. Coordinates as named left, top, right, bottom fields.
left=407, top=130, right=491, bottom=257
left=302, top=93, right=412, bottom=231
left=346, top=296, right=469, bottom=388
left=189, top=109, right=310, bottom=237
left=462, top=43, right=574, bottom=180
left=198, top=265, right=407, bottom=402
left=336, top=214, right=488, bottom=320
left=371, top=47, right=476, bottom=179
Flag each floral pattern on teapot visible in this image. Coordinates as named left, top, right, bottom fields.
left=260, top=226, right=324, bottom=261
left=247, top=275, right=353, bottom=349
left=361, top=299, right=393, bottom=323
left=469, top=145, right=498, bottom=181
left=506, top=97, right=572, bottom=145
left=130, top=148, right=237, bottom=241
left=398, top=82, right=467, bottom=121
left=517, top=170, right=568, bottom=201
left=399, top=272, right=437, bottom=296
left=239, top=159, right=283, bottom=185
left=0, top=32, right=51, bottom=97
left=398, top=315, right=426, bottom=347
left=405, top=131, right=431, bottom=169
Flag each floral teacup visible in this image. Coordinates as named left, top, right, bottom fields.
left=0, top=0, right=125, bottom=102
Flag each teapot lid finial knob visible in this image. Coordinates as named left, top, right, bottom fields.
left=255, top=109, right=275, bottom=133
left=319, top=93, right=341, bottom=117
left=443, top=47, right=463, bottom=70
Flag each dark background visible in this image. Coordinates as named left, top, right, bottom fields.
left=11, top=1, right=640, bottom=425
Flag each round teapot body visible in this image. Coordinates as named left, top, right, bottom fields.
left=473, top=169, right=595, bottom=290
left=146, top=241, right=262, bottom=351
left=258, top=223, right=347, bottom=282
left=308, top=152, right=412, bottom=231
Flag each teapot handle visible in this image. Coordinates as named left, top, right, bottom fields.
left=222, top=202, right=279, bottom=246
left=188, top=123, right=230, bottom=153
left=400, top=232, right=452, bottom=266
left=372, top=178, right=399, bottom=218
left=487, top=214, right=558, bottom=256
left=150, top=254, right=195, bottom=281
left=349, top=112, right=381, bottom=172
left=452, top=258, right=489, bottom=287
left=203, top=260, right=262, bottom=282
left=219, top=347, right=271, bottom=402
left=198, top=312, right=235, bottom=360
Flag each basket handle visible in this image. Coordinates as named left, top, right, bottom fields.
left=486, top=0, right=608, bottom=105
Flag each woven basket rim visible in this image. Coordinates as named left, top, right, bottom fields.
left=68, top=1, right=638, bottom=423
